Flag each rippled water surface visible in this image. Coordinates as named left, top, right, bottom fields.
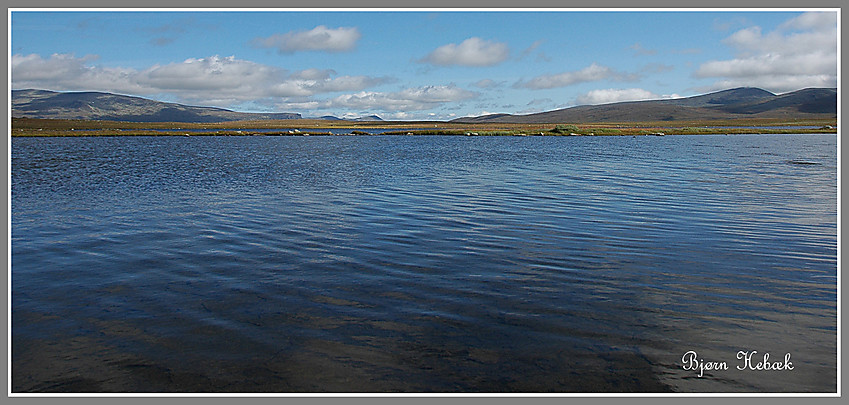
left=11, top=134, right=837, bottom=393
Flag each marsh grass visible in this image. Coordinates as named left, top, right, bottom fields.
left=11, top=117, right=837, bottom=137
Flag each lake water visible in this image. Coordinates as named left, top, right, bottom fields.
left=11, top=134, right=837, bottom=393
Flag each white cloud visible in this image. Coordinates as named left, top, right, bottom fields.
left=315, top=75, right=394, bottom=93
left=420, top=37, right=509, bottom=67
left=697, top=52, right=834, bottom=80
left=695, top=11, right=837, bottom=92
left=11, top=53, right=391, bottom=107
left=329, top=84, right=478, bottom=111
left=275, top=84, right=478, bottom=113
left=395, top=84, right=477, bottom=103
left=574, top=88, right=679, bottom=105
left=139, top=55, right=284, bottom=93
left=515, top=63, right=635, bottom=89
left=290, top=68, right=335, bottom=80
left=252, top=25, right=361, bottom=53
left=779, top=11, right=836, bottom=31
left=699, top=75, right=836, bottom=94
left=11, top=53, right=147, bottom=95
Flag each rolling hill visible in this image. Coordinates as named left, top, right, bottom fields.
left=11, top=89, right=301, bottom=123
left=452, top=87, right=837, bottom=124
left=11, top=87, right=837, bottom=124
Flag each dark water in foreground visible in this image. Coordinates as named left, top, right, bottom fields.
left=11, top=134, right=837, bottom=393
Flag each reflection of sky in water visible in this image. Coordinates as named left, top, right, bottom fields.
left=12, top=134, right=836, bottom=392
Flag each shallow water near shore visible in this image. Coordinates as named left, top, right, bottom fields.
left=11, top=134, right=837, bottom=393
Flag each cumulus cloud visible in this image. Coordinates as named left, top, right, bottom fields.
left=695, top=11, right=837, bottom=92
left=252, top=25, right=361, bottom=53
left=574, top=88, right=679, bottom=105
left=779, top=11, right=836, bottom=31
left=290, top=68, right=334, bottom=80
left=139, top=55, right=285, bottom=93
left=420, top=37, right=510, bottom=67
left=11, top=53, right=391, bottom=107
left=328, top=84, right=478, bottom=111
left=12, top=53, right=149, bottom=95
left=515, top=63, right=636, bottom=89
left=315, top=75, right=394, bottom=93
left=275, top=84, right=478, bottom=113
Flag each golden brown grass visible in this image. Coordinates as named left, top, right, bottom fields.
left=11, top=117, right=837, bottom=137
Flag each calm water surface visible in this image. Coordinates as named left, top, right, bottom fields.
left=11, top=134, right=837, bottom=393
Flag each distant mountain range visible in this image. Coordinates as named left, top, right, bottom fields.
left=11, top=87, right=837, bottom=124
left=452, top=87, right=837, bottom=123
left=11, top=89, right=301, bottom=122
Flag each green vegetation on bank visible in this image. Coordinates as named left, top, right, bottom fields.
left=10, top=117, right=837, bottom=137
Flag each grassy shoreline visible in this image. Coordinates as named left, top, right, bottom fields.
left=11, top=117, right=837, bottom=137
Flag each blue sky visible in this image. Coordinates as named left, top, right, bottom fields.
left=10, top=9, right=839, bottom=120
